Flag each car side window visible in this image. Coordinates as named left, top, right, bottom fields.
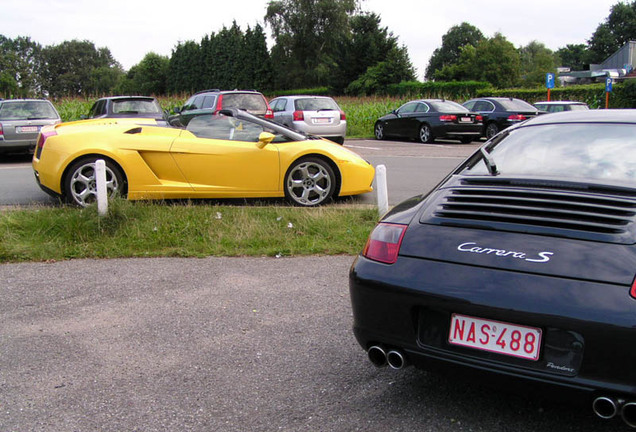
left=186, top=115, right=266, bottom=142
left=201, top=95, right=216, bottom=109
left=463, top=101, right=475, bottom=111
left=415, top=103, right=429, bottom=113
left=474, top=101, right=495, bottom=112
left=397, top=103, right=417, bottom=114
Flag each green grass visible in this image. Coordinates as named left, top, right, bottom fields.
left=0, top=199, right=378, bottom=263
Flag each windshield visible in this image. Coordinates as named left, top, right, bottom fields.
left=464, top=123, right=636, bottom=184
left=0, top=101, right=59, bottom=120
left=112, top=99, right=162, bottom=114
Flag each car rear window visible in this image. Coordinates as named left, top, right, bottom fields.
left=498, top=99, right=537, bottom=111
left=112, top=99, right=162, bottom=114
left=221, top=94, right=267, bottom=114
left=466, top=123, right=636, bottom=183
left=294, top=98, right=339, bottom=111
left=0, top=101, right=58, bottom=120
left=429, top=101, right=469, bottom=113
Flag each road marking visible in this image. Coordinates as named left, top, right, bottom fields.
left=346, top=144, right=382, bottom=150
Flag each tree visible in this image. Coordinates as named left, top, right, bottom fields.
left=425, top=22, right=484, bottom=80
left=0, top=35, right=44, bottom=97
left=117, top=52, right=169, bottom=95
left=519, top=41, right=557, bottom=87
left=434, top=33, right=521, bottom=89
left=265, top=0, right=359, bottom=88
left=330, top=12, right=406, bottom=93
left=345, top=45, right=415, bottom=95
left=41, top=40, right=123, bottom=97
left=588, top=1, right=636, bottom=64
left=556, top=44, right=589, bottom=71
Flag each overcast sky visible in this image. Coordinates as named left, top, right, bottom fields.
left=2, top=0, right=622, bottom=79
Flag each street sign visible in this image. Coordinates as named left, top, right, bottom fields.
left=546, top=73, right=555, bottom=89
left=606, top=77, right=613, bottom=93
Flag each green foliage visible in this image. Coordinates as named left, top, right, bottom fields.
left=588, top=1, right=636, bottom=64
left=0, top=201, right=377, bottom=262
left=117, top=52, right=169, bottom=95
left=425, top=22, right=484, bottom=80
left=556, top=44, right=589, bottom=71
left=478, top=83, right=614, bottom=109
left=386, top=80, right=492, bottom=99
left=0, top=35, right=44, bottom=98
left=167, top=22, right=272, bottom=94
left=519, top=41, right=557, bottom=88
left=266, top=0, right=358, bottom=89
left=41, top=40, right=124, bottom=97
left=345, top=45, right=415, bottom=95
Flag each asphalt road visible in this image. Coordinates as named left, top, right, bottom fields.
left=0, top=257, right=625, bottom=432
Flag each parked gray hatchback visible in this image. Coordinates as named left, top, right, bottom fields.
left=0, top=99, right=61, bottom=154
left=269, top=96, right=346, bottom=144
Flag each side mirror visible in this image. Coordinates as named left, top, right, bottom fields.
left=173, top=107, right=182, bottom=114
left=257, top=132, right=275, bottom=149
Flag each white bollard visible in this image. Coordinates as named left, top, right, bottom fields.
left=376, top=164, right=389, bottom=217
left=95, top=159, right=108, bottom=217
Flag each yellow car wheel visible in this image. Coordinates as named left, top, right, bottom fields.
left=284, top=157, right=336, bottom=206
left=63, top=157, right=126, bottom=207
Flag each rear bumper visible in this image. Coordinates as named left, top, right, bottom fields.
left=349, top=255, right=636, bottom=398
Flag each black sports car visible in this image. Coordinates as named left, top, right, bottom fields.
left=374, top=99, right=482, bottom=144
left=463, top=97, right=542, bottom=139
left=350, top=110, right=636, bottom=429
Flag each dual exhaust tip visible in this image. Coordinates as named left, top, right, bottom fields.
left=592, top=396, right=636, bottom=428
left=367, top=345, right=406, bottom=370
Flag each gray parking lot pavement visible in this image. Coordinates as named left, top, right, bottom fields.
left=0, top=257, right=623, bottom=431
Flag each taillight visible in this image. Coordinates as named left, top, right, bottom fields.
left=340, top=110, right=346, bottom=121
left=265, top=109, right=274, bottom=119
left=216, top=95, right=224, bottom=111
left=439, top=115, right=457, bottom=122
left=293, top=110, right=304, bottom=121
left=508, top=114, right=527, bottom=121
left=0, top=123, right=3, bottom=137
left=630, top=277, right=636, bottom=299
left=36, top=129, right=57, bottom=152
left=476, top=115, right=483, bottom=122
left=362, top=223, right=407, bottom=264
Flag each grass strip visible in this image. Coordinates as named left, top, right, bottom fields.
left=0, top=199, right=378, bottom=263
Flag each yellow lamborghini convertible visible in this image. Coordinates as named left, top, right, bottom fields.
left=33, top=108, right=375, bottom=207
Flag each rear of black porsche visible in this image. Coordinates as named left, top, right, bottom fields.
left=350, top=175, right=636, bottom=426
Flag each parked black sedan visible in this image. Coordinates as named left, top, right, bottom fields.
left=350, top=110, right=636, bottom=429
left=374, top=99, right=482, bottom=144
left=463, top=97, right=542, bottom=139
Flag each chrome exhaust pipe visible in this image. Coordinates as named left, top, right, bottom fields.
left=592, top=396, right=619, bottom=419
left=621, top=402, right=636, bottom=428
left=386, top=350, right=406, bottom=370
left=367, top=345, right=388, bottom=368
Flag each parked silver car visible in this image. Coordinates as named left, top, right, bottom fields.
left=269, top=96, right=346, bottom=144
left=533, top=101, right=589, bottom=113
left=0, top=99, right=61, bottom=154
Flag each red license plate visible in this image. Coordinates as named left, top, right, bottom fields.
left=460, top=117, right=473, bottom=123
left=448, top=314, right=542, bottom=361
left=313, top=117, right=330, bottom=124
left=18, top=126, right=39, bottom=133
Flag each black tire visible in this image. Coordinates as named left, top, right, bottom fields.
left=460, top=136, right=474, bottom=144
left=284, top=157, right=336, bottom=206
left=374, top=122, right=385, bottom=140
left=485, top=122, right=499, bottom=139
left=63, top=157, right=126, bottom=207
left=418, top=124, right=434, bottom=143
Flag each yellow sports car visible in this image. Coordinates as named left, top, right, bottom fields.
left=33, top=108, right=375, bottom=207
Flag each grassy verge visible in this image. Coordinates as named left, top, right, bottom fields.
left=0, top=199, right=378, bottom=263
